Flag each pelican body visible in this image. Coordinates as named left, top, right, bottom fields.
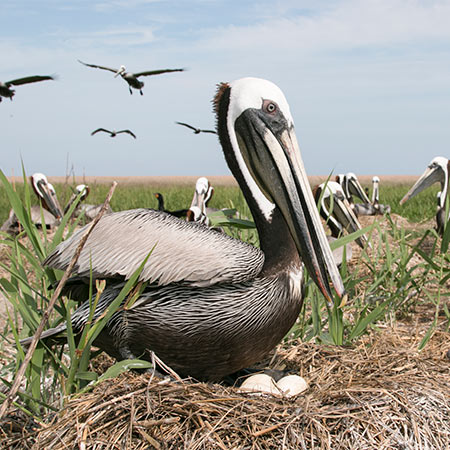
left=400, top=156, right=450, bottom=235
left=36, top=78, right=344, bottom=381
left=0, top=75, right=54, bottom=102
left=78, top=60, right=184, bottom=95
left=1, top=173, right=63, bottom=235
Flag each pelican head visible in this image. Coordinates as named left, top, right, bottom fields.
left=190, top=177, right=210, bottom=212
left=30, top=173, right=63, bottom=219
left=345, top=172, right=371, bottom=204
left=400, top=156, right=449, bottom=205
left=317, top=181, right=369, bottom=249
left=114, top=65, right=126, bottom=78
left=216, top=77, right=345, bottom=303
left=372, top=176, right=380, bottom=204
left=64, top=184, right=90, bottom=214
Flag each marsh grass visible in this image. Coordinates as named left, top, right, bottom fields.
left=0, top=173, right=448, bottom=420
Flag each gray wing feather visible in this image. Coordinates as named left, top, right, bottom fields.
left=44, top=209, right=264, bottom=286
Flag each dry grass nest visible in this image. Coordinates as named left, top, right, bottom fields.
left=1, top=317, right=449, bottom=450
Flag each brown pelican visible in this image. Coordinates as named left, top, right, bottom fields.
left=91, top=128, right=136, bottom=139
left=175, top=122, right=217, bottom=134
left=64, top=184, right=113, bottom=222
left=400, top=156, right=449, bottom=235
left=1, top=173, right=63, bottom=235
left=337, top=173, right=375, bottom=216
left=0, top=75, right=54, bottom=102
left=371, top=176, right=391, bottom=214
left=78, top=60, right=185, bottom=95
left=313, top=181, right=369, bottom=262
left=31, top=77, right=345, bottom=381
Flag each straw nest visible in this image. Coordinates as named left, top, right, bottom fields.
left=2, top=317, right=448, bottom=450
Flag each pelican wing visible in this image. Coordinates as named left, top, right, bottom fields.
left=7, top=75, right=54, bottom=86
left=200, top=129, right=217, bottom=134
left=91, top=128, right=111, bottom=136
left=78, top=60, right=118, bottom=73
left=133, top=68, right=185, bottom=77
left=44, top=209, right=264, bottom=287
left=176, top=121, right=197, bottom=131
left=117, top=129, right=136, bottom=138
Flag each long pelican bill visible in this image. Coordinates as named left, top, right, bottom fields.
left=38, top=181, right=63, bottom=219
left=347, top=174, right=371, bottom=204
left=400, top=165, right=443, bottom=205
left=330, top=194, right=369, bottom=249
left=234, top=110, right=345, bottom=304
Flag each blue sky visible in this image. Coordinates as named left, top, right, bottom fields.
left=2, top=0, right=450, bottom=177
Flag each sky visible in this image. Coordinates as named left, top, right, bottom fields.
left=2, top=0, right=450, bottom=177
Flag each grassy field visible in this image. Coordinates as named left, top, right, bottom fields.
left=0, top=176, right=440, bottom=225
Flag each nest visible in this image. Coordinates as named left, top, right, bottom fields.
left=2, top=318, right=449, bottom=449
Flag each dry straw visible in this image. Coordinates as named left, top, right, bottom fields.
left=2, top=319, right=448, bottom=449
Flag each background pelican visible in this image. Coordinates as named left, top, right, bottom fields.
left=400, top=156, right=449, bottom=235
left=1, top=173, right=63, bottom=235
left=64, top=184, right=113, bottom=223
left=0, top=75, right=54, bottom=102
left=337, top=172, right=374, bottom=216
left=91, top=128, right=136, bottom=139
left=313, top=180, right=369, bottom=263
left=78, top=60, right=185, bottom=95
left=31, top=77, right=344, bottom=381
left=175, top=121, right=217, bottom=134
left=371, top=176, right=391, bottom=214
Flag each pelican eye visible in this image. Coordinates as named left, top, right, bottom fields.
left=262, top=99, right=278, bottom=115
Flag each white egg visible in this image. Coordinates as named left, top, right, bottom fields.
left=276, top=375, right=308, bottom=398
left=238, top=373, right=281, bottom=396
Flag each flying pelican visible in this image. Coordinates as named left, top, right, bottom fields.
left=175, top=122, right=217, bottom=134
left=91, top=128, right=136, bottom=139
left=400, top=156, right=449, bottom=235
left=78, top=60, right=185, bottom=95
left=28, top=77, right=345, bottom=381
left=313, top=181, right=369, bottom=263
left=64, top=184, right=113, bottom=222
left=1, top=173, right=63, bottom=235
left=0, top=75, right=54, bottom=102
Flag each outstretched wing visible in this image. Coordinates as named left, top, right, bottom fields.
left=134, top=68, right=185, bottom=77
left=200, top=129, right=217, bottom=134
left=78, top=60, right=118, bottom=73
left=7, top=75, right=54, bottom=86
left=176, top=121, right=197, bottom=131
left=44, top=209, right=264, bottom=287
left=118, top=129, right=136, bottom=138
left=91, top=128, right=110, bottom=136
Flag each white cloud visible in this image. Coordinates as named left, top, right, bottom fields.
left=200, top=0, right=450, bottom=53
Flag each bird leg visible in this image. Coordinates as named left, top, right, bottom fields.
left=139, top=89, right=143, bottom=96
left=129, top=86, right=133, bottom=95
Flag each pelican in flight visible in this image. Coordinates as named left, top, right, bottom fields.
left=313, top=181, right=369, bottom=263
left=1, top=173, right=63, bottom=235
left=91, top=128, right=136, bottom=139
left=0, top=75, right=54, bottom=102
left=64, top=184, right=113, bottom=223
left=78, top=60, right=185, bottom=95
left=400, top=156, right=449, bottom=235
left=176, top=122, right=217, bottom=134
left=30, top=78, right=345, bottom=381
